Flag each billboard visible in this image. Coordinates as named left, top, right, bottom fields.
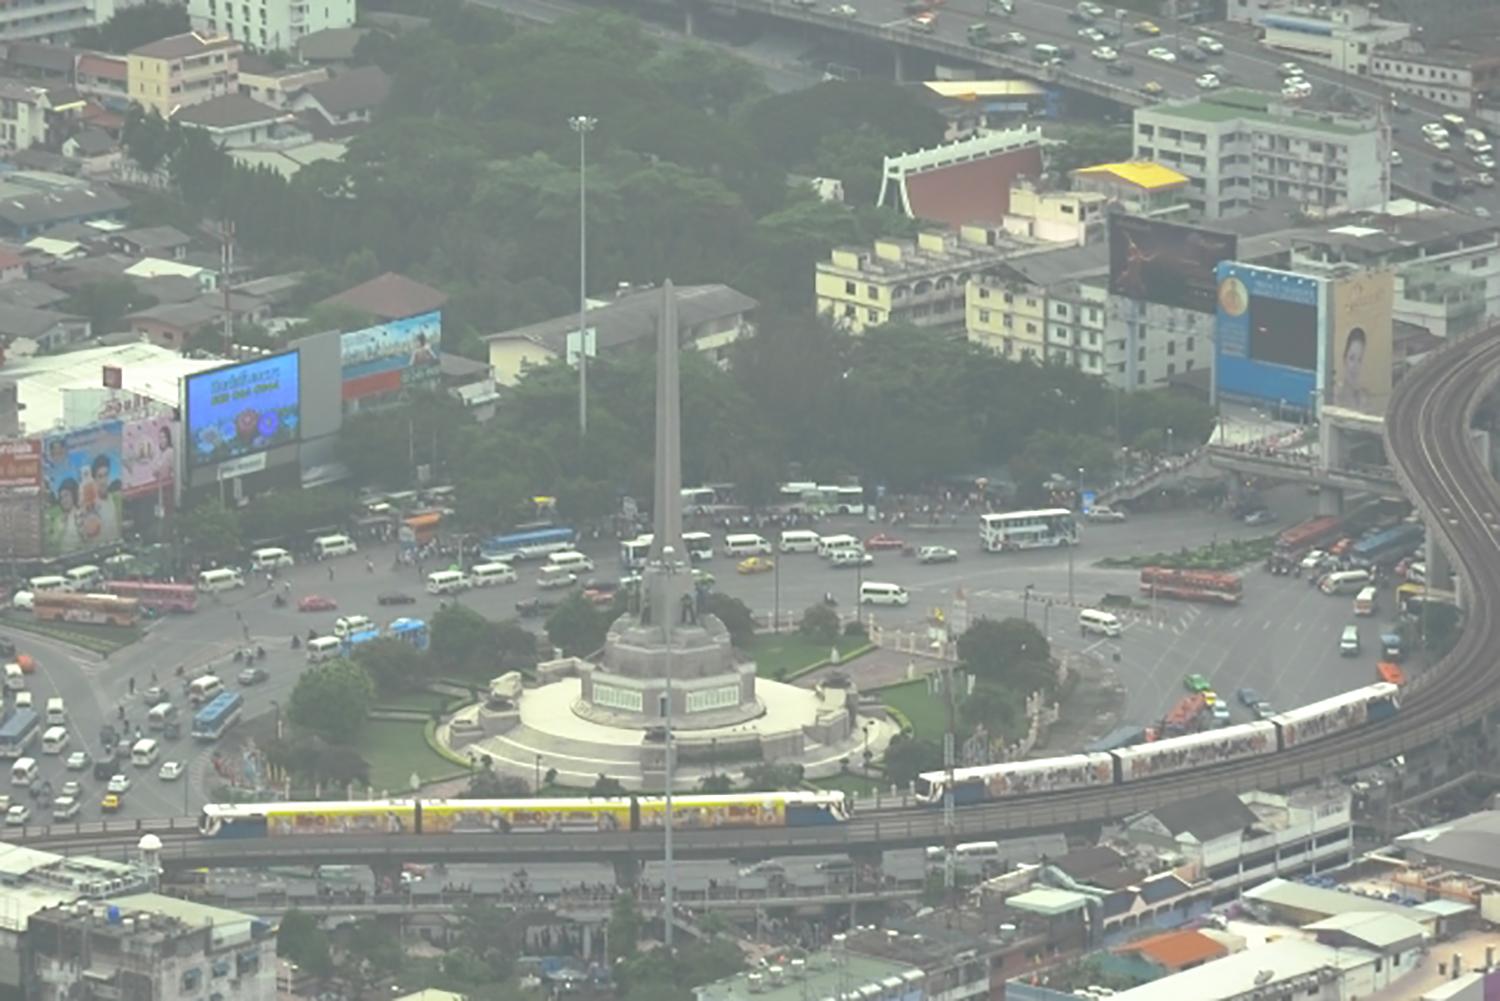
left=42, top=422, right=123, bottom=556
left=340, top=310, right=441, bottom=402
left=1214, top=262, right=1325, bottom=408
left=0, top=440, right=40, bottom=491
left=121, top=415, right=178, bottom=499
left=1327, top=270, right=1395, bottom=416
left=1108, top=215, right=1238, bottom=313
left=184, top=352, right=301, bottom=470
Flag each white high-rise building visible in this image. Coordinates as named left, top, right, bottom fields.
left=188, top=0, right=355, bottom=53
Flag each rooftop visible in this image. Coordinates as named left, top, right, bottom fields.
left=0, top=302, right=79, bottom=339
left=1111, top=938, right=1372, bottom=1000
left=296, top=26, right=372, bottom=62
left=108, top=892, right=261, bottom=946
left=1, top=342, right=222, bottom=432
left=124, top=257, right=206, bottom=281
left=1245, top=878, right=1437, bottom=925
left=320, top=270, right=447, bottom=322
left=301, top=65, right=391, bottom=115
left=1306, top=912, right=1428, bottom=951
left=171, top=94, right=289, bottom=129
left=130, top=31, right=241, bottom=60
left=1115, top=928, right=1229, bottom=970
left=694, top=949, right=920, bottom=1001
left=1006, top=887, right=1090, bottom=916
left=1396, top=810, right=1500, bottom=879
left=0, top=184, right=128, bottom=230
left=1141, top=88, right=1373, bottom=136
left=1144, top=788, right=1261, bottom=842
left=484, top=283, right=756, bottom=355
left=1073, top=161, right=1190, bottom=191
left=0, top=279, right=67, bottom=310
left=114, top=225, right=192, bottom=252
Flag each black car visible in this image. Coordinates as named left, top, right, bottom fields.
left=0, top=636, right=13, bottom=659
left=1105, top=60, right=1135, bottom=76
left=378, top=591, right=417, bottom=606
left=93, top=752, right=118, bottom=781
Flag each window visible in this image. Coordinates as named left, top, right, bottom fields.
left=1472, top=256, right=1489, bottom=269
left=844, top=281, right=856, bottom=295
left=1025, top=322, right=1037, bottom=334
left=979, top=309, right=991, bottom=323
left=1166, top=362, right=1176, bottom=376
left=867, top=308, right=879, bottom=323
left=1002, top=292, right=1014, bottom=304
left=1167, top=341, right=1175, bottom=356
left=1185, top=359, right=1194, bottom=371
left=1136, top=370, right=1145, bottom=385
left=867, top=284, right=877, bottom=298
left=1186, top=337, right=1195, bottom=352
left=1375, top=960, right=1383, bottom=973
left=843, top=304, right=855, bottom=318
left=1137, top=347, right=1146, bottom=361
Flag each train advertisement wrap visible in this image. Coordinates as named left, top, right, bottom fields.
left=637, top=796, right=786, bottom=831
left=422, top=801, right=629, bottom=834
left=264, top=803, right=414, bottom=836
left=184, top=352, right=301, bottom=470
left=1213, top=262, right=1326, bottom=410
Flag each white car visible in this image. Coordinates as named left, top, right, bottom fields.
left=1428, top=135, right=1452, bottom=151
left=1196, top=34, right=1223, bottom=54
left=9, top=590, right=31, bottom=611
left=60, top=780, right=80, bottom=798
left=1278, top=61, right=1302, bottom=76
left=1147, top=46, right=1176, bottom=62
left=1091, top=45, right=1118, bottom=61
left=1079, top=1, right=1104, bottom=14
left=1282, top=81, right=1311, bottom=99
left=1390, top=150, right=1402, bottom=166
left=1476, top=154, right=1496, bottom=170
left=50, top=796, right=79, bottom=821
left=106, top=774, right=131, bottom=794
left=1086, top=506, right=1127, bottom=523
left=917, top=545, right=959, bottom=564
left=1078, top=26, right=1105, bottom=42
left=1196, top=73, right=1221, bottom=90
left=64, top=750, right=89, bottom=771
left=1001, top=30, right=1027, bottom=45
left=5, top=804, right=29, bottom=825
left=829, top=548, right=874, bottom=568
left=1478, top=172, right=1495, bottom=188
left=158, top=761, right=184, bottom=781
left=830, top=4, right=856, bottom=15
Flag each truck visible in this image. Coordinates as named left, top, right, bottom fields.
left=0, top=709, right=39, bottom=759
left=1274, top=515, right=1343, bottom=559
left=1139, top=566, right=1243, bottom=605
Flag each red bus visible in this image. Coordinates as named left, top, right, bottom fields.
left=104, top=581, right=198, bottom=613
left=1139, top=567, right=1243, bottom=605
left=34, top=592, right=139, bottom=627
left=1274, top=515, right=1343, bottom=558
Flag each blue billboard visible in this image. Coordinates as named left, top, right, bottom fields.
left=1213, top=263, right=1325, bottom=411
left=184, top=352, right=301, bottom=469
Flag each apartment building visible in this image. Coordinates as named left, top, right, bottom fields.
left=1369, top=43, right=1500, bottom=113
left=128, top=32, right=241, bottom=118
left=0, top=0, right=111, bottom=45
left=1257, top=4, right=1411, bottom=74
left=817, top=227, right=1027, bottom=334
left=189, top=0, right=356, bottom=53
left=966, top=257, right=1109, bottom=377
left=1071, top=161, right=1191, bottom=218
left=0, top=78, right=72, bottom=151
left=1132, top=89, right=1386, bottom=220
left=1004, top=180, right=1107, bottom=245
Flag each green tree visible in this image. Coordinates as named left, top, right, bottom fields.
left=883, top=736, right=943, bottom=786
left=453, top=899, right=524, bottom=981
left=175, top=501, right=242, bottom=563
left=287, top=659, right=373, bottom=744
left=591, top=774, right=627, bottom=797
left=275, top=910, right=334, bottom=977
left=73, top=2, right=189, bottom=53
left=616, top=938, right=746, bottom=1001
left=431, top=603, right=498, bottom=677
left=63, top=278, right=156, bottom=336
left=340, top=918, right=404, bottom=989
left=643, top=44, right=768, bottom=117
left=741, top=762, right=804, bottom=791
left=263, top=734, right=369, bottom=787
left=464, top=766, right=531, bottom=799
left=239, top=486, right=355, bottom=544
left=799, top=602, right=840, bottom=645
left=546, top=593, right=614, bottom=657
left=958, top=618, right=1055, bottom=695
left=607, top=891, right=640, bottom=962
left=698, top=774, right=735, bottom=793
left=701, top=592, right=755, bottom=649
left=353, top=637, right=428, bottom=695
left=812, top=126, right=895, bottom=206
left=958, top=683, right=1021, bottom=740
left=1045, top=123, right=1133, bottom=176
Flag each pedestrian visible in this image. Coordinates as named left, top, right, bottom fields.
left=127, top=677, right=135, bottom=695
left=282, top=580, right=291, bottom=596
left=328, top=565, right=335, bottom=581
left=366, top=558, right=374, bottom=574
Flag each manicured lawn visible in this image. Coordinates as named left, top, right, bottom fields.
left=371, top=690, right=450, bottom=713
left=354, top=720, right=464, bottom=793
left=1, top=611, right=140, bottom=654
left=752, top=633, right=866, bottom=680
left=812, top=773, right=886, bottom=798
left=877, top=679, right=951, bottom=740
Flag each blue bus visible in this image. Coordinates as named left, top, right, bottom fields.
left=344, top=628, right=382, bottom=655
left=192, top=692, right=244, bottom=742
left=480, top=526, right=576, bottom=562
left=1350, top=523, right=1423, bottom=566
left=387, top=617, right=429, bottom=651
left=0, top=709, right=38, bottom=758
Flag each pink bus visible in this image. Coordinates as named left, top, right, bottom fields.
left=105, top=581, right=198, bottom=613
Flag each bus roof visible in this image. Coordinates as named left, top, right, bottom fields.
left=981, top=507, right=1072, bottom=520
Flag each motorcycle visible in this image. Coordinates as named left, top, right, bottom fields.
left=273, top=593, right=287, bottom=608
left=291, top=635, right=302, bottom=650
left=255, top=645, right=266, bottom=662
left=233, top=649, right=245, bottom=664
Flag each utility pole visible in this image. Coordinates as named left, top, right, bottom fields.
left=569, top=115, right=597, bottom=437
left=941, top=660, right=958, bottom=896
left=219, top=220, right=234, bottom=356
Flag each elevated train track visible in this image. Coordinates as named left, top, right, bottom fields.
left=16, top=329, right=1500, bottom=866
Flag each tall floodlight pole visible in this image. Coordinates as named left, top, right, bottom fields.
left=569, top=115, right=597, bottom=436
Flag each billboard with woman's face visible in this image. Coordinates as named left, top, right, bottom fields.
left=42, top=422, right=123, bottom=556
left=1327, top=271, right=1394, bottom=416
left=121, top=416, right=178, bottom=499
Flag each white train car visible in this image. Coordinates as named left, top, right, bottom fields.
left=917, top=753, right=1114, bottom=806
left=1270, top=682, right=1400, bottom=749
left=1112, top=721, right=1277, bottom=784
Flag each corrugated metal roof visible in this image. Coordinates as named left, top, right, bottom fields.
left=1074, top=161, right=1190, bottom=190
left=1116, top=928, right=1228, bottom=969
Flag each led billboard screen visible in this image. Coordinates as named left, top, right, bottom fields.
left=1214, top=262, right=1325, bottom=409
left=1108, top=215, right=1238, bottom=313
left=184, top=352, right=300, bottom=470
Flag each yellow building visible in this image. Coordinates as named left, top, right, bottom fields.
left=816, top=227, right=1027, bottom=334
left=965, top=271, right=1048, bottom=360
left=129, top=32, right=242, bottom=118
left=1070, top=161, right=1191, bottom=218
left=1005, top=181, right=1108, bottom=245
left=965, top=246, right=1110, bottom=376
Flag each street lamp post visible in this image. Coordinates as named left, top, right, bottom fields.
left=534, top=754, right=542, bottom=792
left=1070, top=467, right=1082, bottom=605
left=772, top=555, right=781, bottom=633
left=569, top=115, right=597, bottom=437
left=1022, top=584, right=1034, bottom=622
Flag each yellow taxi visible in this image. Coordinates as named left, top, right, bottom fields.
left=1143, top=81, right=1165, bottom=96
left=101, top=793, right=121, bottom=813
left=1134, top=19, right=1160, bottom=34
left=737, top=556, right=775, bottom=575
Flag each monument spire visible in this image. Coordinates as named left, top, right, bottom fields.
left=644, top=280, right=688, bottom=641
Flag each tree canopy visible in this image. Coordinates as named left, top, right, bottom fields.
left=287, top=659, right=375, bottom=744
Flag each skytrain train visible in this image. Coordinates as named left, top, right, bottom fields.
left=198, top=684, right=1400, bottom=838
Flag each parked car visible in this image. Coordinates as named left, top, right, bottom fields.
left=297, top=595, right=338, bottom=612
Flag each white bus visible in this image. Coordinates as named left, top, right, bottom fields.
left=980, top=508, right=1077, bottom=552
left=778, top=482, right=866, bottom=515
left=620, top=535, right=653, bottom=571
left=682, top=532, right=715, bottom=562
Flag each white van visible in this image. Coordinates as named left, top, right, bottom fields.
left=147, top=702, right=179, bottom=730
left=196, top=568, right=244, bottom=592
left=682, top=532, right=715, bottom=562
left=40, top=726, right=68, bottom=754
left=1339, top=624, right=1361, bottom=656
left=3, top=663, right=23, bottom=692
left=26, top=575, right=67, bottom=594
left=537, top=565, right=578, bottom=590
left=425, top=570, right=470, bottom=595
left=333, top=615, right=373, bottom=639
left=724, top=533, right=772, bottom=557
left=312, top=534, right=358, bottom=559
left=546, top=550, right=596, bottom=574
left=859, top=581, right=909, bottom=606
left=188, top=675, right=223, bottom=706
left=779, top=530, right=822, bottom=554
left=251, top=547, right=295, bottom=570
left=306, top=636, right=343, bottom=662
left=1354, top=586, right=1378, bottom=616
left=44, top=697, right=65, bottom=726
left=470, top=563, right=517, bottom=587
left=1320, top=569, right=1372, bottom=596
left=63, top=565, right=102, bottom=591
left=130, top=738, right=160, bottom=767
left=1079, top=609, right=1123, bottom=638
left=13, top=692, right=30, bottom=711
left=928, top=841, right=1003, bottom=866
left=817, top=534, right=861, bottom=558
left=10, top=757, right=36, bottom=787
